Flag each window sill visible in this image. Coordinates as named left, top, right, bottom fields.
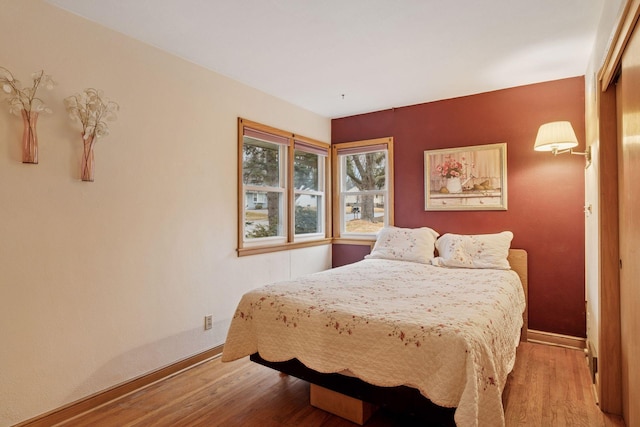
left=237, top=238, right=332, bottom=257
left=331, top=238, right=375, bottom=248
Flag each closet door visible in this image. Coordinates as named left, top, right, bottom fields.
left=616, top=21, right=640, bottom=426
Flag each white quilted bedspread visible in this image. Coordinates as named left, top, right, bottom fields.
left=222, top=259, right=525, bottom=427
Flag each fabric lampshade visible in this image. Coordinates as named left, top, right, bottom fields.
left=533, top=121, right=578, bottom=152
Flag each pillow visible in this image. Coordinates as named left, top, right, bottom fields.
left=365, top=226, right=439, bottom=264
left=432, top=231, right=513, bottom=269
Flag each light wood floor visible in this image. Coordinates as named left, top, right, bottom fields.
left=58, top=342, right=625, bottom=426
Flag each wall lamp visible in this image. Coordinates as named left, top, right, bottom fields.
left=534, top=121, right=591, bottom=165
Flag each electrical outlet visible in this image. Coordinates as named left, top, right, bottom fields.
left=204, top=315, right=213, bottom=330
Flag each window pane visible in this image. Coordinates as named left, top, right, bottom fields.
left=343, top=195, right=385, bottom=234
left=332, top=138, right=393, bottom=240
left=294, top=150, right=320, bottom=191
left=343, top=151, right=386, bottom=192
left=243, top=137, right=281, bottom=187
left=244, top=191, right=284, bottom=239
left=295, top=194, right=322, bottom=234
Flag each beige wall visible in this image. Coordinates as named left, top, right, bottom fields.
left=0, top=1, right=331, bottom=425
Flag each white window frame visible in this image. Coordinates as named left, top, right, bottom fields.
left=332, top=137, right=394, bottom=241
left=293, top=142, right=327, bottom=241
left=242, top=143, right=288, bottom=245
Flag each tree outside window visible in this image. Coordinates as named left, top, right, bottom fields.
left=294, top=150, right=322, bottom=234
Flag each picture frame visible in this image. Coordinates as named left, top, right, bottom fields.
left=424, top=142, right=507, bottom=211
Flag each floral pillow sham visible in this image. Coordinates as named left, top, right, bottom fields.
left=432, top=231, right=513, bottom=269
left=365, top=226, right=439, bottom=264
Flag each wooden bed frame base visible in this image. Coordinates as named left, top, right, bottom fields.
left=310, top=384, right=377, bottom=425
left=250, top=249, right=527, bottom=424
left=250, top=353, right=456, bottom=425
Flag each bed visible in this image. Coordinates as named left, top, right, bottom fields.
left=222, top=229, right=527, bottom=427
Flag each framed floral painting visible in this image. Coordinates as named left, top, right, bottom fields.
left=424, top=143, right=507, bottom=211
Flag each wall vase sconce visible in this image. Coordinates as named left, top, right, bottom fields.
left=65, top=88, right=119, bottom=181
left=1, top=67, right=55, bottom=164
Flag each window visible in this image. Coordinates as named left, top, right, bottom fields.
left=242, top=130, right=287, bottom=240
left=332, top=138, right=394, bottom=240
left=238, top=118, right=330, bottom=255
left=293, top=141, right=326, bottom=237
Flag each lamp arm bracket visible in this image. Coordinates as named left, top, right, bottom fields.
left=570, top=146, right=591, bottom=162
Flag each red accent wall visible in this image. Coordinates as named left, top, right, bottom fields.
left=331, top=77, right=586, bottom=337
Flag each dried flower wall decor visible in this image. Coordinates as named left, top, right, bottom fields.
left=64, top=89, right=119, bottom=181
left=0, top=66, right=56, bottom=163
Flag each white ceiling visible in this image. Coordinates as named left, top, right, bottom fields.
left=46, top=0, right=606, bottom=119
